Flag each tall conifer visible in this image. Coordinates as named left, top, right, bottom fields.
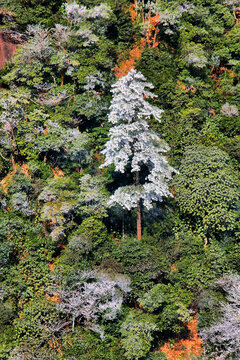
left=101, top=69, right=176, bottom=239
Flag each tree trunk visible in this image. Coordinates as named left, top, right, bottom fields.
left=137, top=200, right=142, bottom=240
left=122, top=210, right=125, bottom=239
left=203, top=216, right=208, bottom=247
left=11, top=153, right=16, bottom=170
left=136, top=171, right=142, bottom=240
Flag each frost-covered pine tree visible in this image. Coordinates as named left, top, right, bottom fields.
left=100, top=69, right=176, bottom=240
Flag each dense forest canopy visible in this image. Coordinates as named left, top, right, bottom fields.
left=0, top=0, right=239, bottom=359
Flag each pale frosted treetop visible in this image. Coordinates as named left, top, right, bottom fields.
left=65, top=2, right=111, bottom=23
left=108, top=69, right=163, bottom=124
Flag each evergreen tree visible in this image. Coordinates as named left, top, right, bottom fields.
left=100, top=69, right=176, bottom=239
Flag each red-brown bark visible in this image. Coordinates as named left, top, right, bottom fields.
left=0, top=30, right=24, bottom=69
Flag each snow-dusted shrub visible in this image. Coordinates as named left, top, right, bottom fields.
left=11, top=192, right=34, bottom=216
left=56, top=270, right=131, bottom=334
left=200, top=274, right=240, bottom=359
left=221, top=103, right=239, bottom=117
left=65, top=2, right=111, bottom=23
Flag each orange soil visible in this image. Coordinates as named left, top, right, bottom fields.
left=177, top=80, right=196, bottom=94
left=0, top=163, right=30, bottom=194
left=46, top=293, right=59, bottom=303
left=51, top=167, right=65, bottom=177
left=113, top=38, right=146, bottom=78
left=113, top=1, right=161, bottom=78
left=48, top=262, right=55, bottom=272
left=159, top=316, right=203, bottom=360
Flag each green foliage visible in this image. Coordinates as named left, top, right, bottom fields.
left=139, top=283, right=192, bottom=333
left=61, top=329, right=124, bottom=359
left=169, top=225, right=205, bottom=261
left=139, top=283, right=191, bottom=313
left=173, top=145, right=239, bottom=235
left=0, top=326, right=16, bottom=360
left=0, top=302, right=15, bottom=328
left=226, top=243, right=240, bottom=272
left=59, top=218, right=109, bottom=269
left=38, top=175, right=79, bottom=241
left=9, top=342, right=58, bottom=360
left=7, top=0, right=63, bottom=29
left=197, top=288, right=226, bottom=331
left=0, top=0, right=239, bottom=357
left=113, top=238, right=170, bottom=295
left=147, top=352, right=167, bottom=360
left=0, top=241, right=13, bottom=281
left=136, top=46, right=177, bottom=108
left=120, top=310, right=157, bottom=360
left=78, top=217, right=108, bottom=248
left=14, top=296, right=60, bottom=342
left=170, top=240, right=229, bottom=292
left=77, top=174, right=109, bottom=218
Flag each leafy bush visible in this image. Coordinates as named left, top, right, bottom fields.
left=113, top=238, right=170, bottom=295
left=139, top=282, right=192, bottom=333
left=120, top=310, right=157, bottom=360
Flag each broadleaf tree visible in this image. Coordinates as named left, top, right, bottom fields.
left=173, top=145, right=239, bottom=243
left=100, top=69, right=176, bottom=240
